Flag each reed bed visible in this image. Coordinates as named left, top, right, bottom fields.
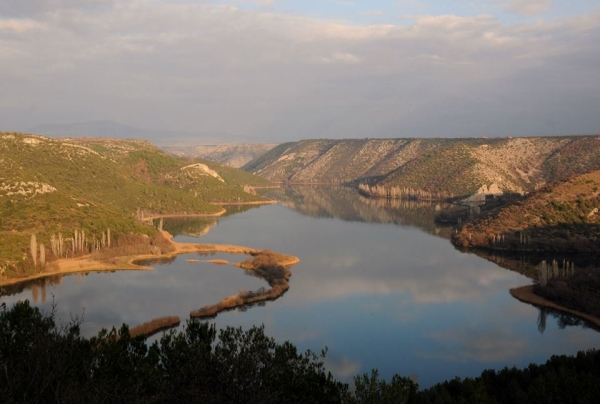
left=190, top=250, right=294, bottom=319
left=129, top=316, right=181, bottom=338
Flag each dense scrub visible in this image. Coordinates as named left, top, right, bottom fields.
left=536, top=267, right=600, bottom=318
left=453, top=170, right=600, bottom=252
left=0, top=133, right=272, bottom=276
left=4, top=301, right=600, bottom=403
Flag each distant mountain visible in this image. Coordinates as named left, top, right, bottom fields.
left=164, top=143, right=278, bottom=168
left=28, top=120, right=246, bottom=146
left=30, top=120, right=152, bottom=139
left=243, top=136, right=600, bottom=197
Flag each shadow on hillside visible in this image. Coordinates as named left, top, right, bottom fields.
left=454, top=222, right=600, bottom=253
left=455, top=247, right=600, bottom=280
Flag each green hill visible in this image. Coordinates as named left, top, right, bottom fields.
left=0, top=133, right=272, bottom=276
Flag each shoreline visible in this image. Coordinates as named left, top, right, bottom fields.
left=0, top=203, right=289, bottom=288
left=510, top=284, right=600, bottom=329
left=0, top=239, right=299, bottom=288
left=142, top=209, right=227, bottom=222
left=211, top=200, right=278, bottom=206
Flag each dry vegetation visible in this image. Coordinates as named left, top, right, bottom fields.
left=511, top=283, right=600, bottom=330
left=190, top=250, right=295, bottom=319
left=533, top=267, right=600, bottom=319
left=129, top=316, right=182, bottom=338
left=453, top=170, right=600, bottom=252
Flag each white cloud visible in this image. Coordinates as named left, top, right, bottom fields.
left=0, top=2, right=598, bottom=140
left=320, top=51, right=362, bottom=64
left=362, top=10, right=384, bottom=16
left=494, top=0, right=554, bottom=16
left=423, top=326, right=528, bottom=363
left=0, top=19, right=43, bottom=33
left=329, top=0, right=355, bottom=7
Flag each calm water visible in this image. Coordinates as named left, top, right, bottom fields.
left=3, top=186, right=600, bottom=388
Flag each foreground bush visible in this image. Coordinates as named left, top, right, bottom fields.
left=3, top=301, right=600, bottom=403
left=0, top=301, right=346, bottom=403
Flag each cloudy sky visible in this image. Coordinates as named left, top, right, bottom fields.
left=1, top=0, right=599, bottom=143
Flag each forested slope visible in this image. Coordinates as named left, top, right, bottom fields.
left=0, top=133, right=272, bottom=275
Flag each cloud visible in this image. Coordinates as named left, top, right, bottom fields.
left=362, top=10, right=384, bottom=16
left=423, top=326, right=528, bottom=363
left=0, top=0, right=116, bottom=18
left=0, top=19, right=42, bottom=33
left=320, top=51, right=362, bottom=64
left=494, top=0, right=554, bottom=16
left=325, top=356, right=361, bottom=378
left=329, top=0, right=355, bottom=7
left=0, top=2, right=599, bottom=140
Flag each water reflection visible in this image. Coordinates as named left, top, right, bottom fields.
left=537, top=307, right=597, bottom=334
left=156, top=204, right=261, bottom=238
left=169, top=190, right=600, bottom=387
left=460, top=248, right=600, bottom=281
left=265, top=185, right=454, bottom=239
left=3, top=186, right=600, bottom=388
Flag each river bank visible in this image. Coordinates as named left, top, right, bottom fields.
left=510, top=284, right=600, bottom=330
left=0, top=238, right=299, bottom=288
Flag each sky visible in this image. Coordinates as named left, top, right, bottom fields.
left=1, top=0, right=599, bottom=143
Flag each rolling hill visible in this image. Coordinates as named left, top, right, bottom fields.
left=0, top=133, right=272, bottom=275
left=243, top=136, right=600, bottom=198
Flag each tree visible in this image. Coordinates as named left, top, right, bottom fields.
left=39, top=243, right=45, bottom=268
left=30, top=234, right=37, bottom=268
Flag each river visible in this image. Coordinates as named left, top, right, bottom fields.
left=2, top=186, right=600, bottom=388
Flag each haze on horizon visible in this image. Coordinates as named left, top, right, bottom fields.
left=1, top=0, right=599, bottom=144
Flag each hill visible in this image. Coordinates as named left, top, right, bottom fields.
left=164, top=143, right=278, bottom=168
left=0, top=133, right=272, bottom=276
left=243, top=136, right=600, bottom=198
left=452, top=170, right=600, bottom=252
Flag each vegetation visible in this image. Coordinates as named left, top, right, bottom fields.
left=0, top=133, right=273, bottom=278
left=0, top=301, right=347, bottom=404
left=380, top=141, right=482, bottom=195
left=4, top=300, right=600, bottom=403
left=452, top=170, right=600, bottom=252
left=190, top=250, right=293, bottom=319
left=244, top=136, right=600, bottom=198
left=535, top=267, right=600, bottom=319
left=129, top=316, right=181, bottom=339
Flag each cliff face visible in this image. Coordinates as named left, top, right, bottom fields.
left=244, top=136, right=600, bottom=197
